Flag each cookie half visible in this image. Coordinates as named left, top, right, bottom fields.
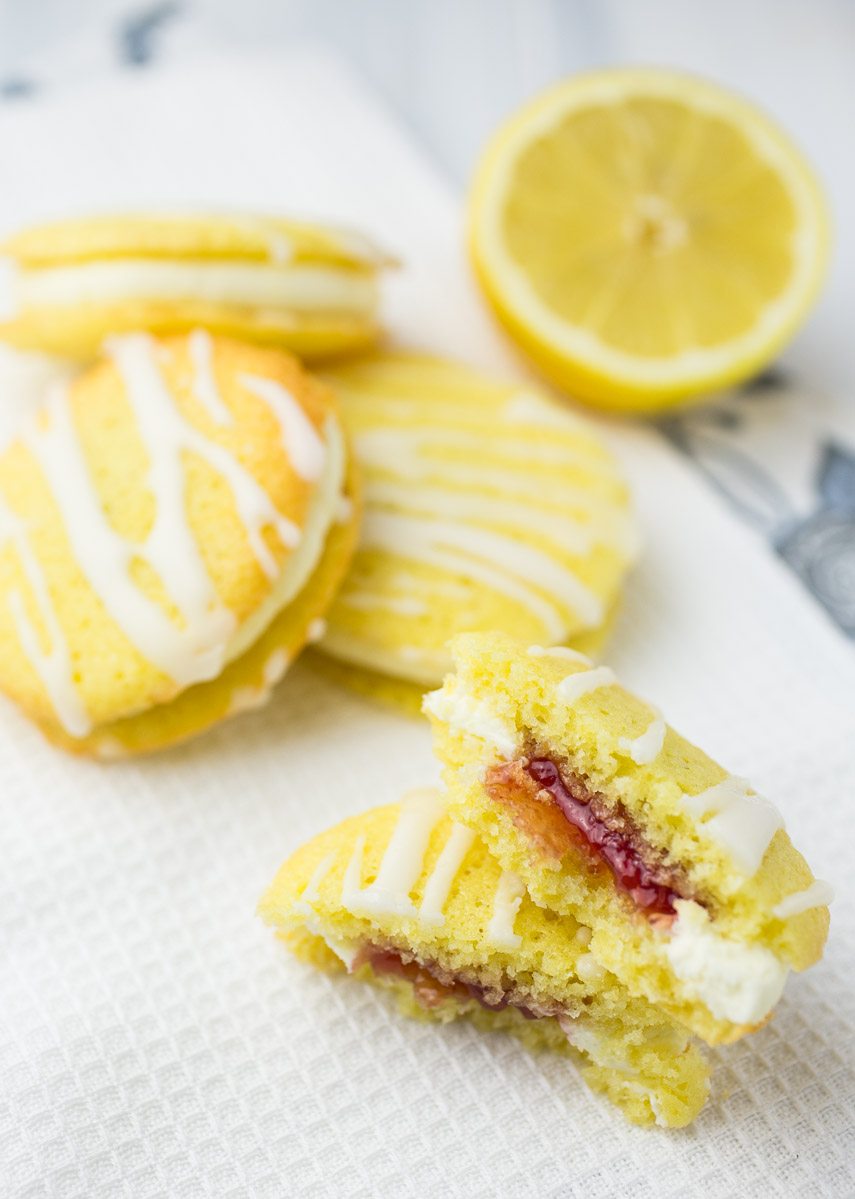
left=316, top=353, right=639, bottom=693
left=424, top=632, right=831, bottom=1045
left=0, top=212, right=393, bottom=359
left=259, top=788, right=711, bottom=1128
left=0, top=330, right=359, bottom=754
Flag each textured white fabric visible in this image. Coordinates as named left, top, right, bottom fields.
left=0, top=47, right=853, bottom=1199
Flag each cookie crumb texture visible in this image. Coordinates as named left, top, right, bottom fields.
left=260, top=792, right=712, bottom=1129
left=425, top=632, right=830, bottom=1044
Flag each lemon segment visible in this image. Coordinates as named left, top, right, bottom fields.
left=469, top=69, right=830, bottom=413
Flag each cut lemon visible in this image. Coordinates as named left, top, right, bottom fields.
left=468, top=68, right=829, bottom=413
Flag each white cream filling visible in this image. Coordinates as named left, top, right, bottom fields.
left=665, top=900, right=788, bottom=1026
left=422, top=681, right=518, bottom=759
left=16, top=259, right=377, bottom=316
left=224, top=415, right=346, bottom=663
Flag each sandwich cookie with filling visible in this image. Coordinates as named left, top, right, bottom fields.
left=0, top=330, right=360, bottom=756
left=0, top=211, right=393, bottom=360
left=424, top=632, right=831, bottom=1045
left=313, top=353, right=639, bottom=710
left=259, top=788, right=712, bottom=1128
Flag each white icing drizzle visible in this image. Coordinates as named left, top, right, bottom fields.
left=306, top=617, right=327, bottom=643
left=356, top=437, right=609, bottom=507
left=340, top=591, right=428, bottom=616
left=301, top=800, right=532, bottom=963
left=486, top=871, right=525, bottom=949
left=349, top=422, right=639, bottom=560
left=300, top=909, right=361, bottom=970
left=226, top=647, right=290, bottom=715
left=682, top=776, right=784, bottom=877
left=341, top=788, right=445, bottom=918
left=618, top=705, right=666, bottom=765
left=342, top=833, right=366, bottom=898
left=8, top=332, right=314, bottom=721
left=263, top=649, right=289, bottom=686
left=422, top=683, right=518, bottom=759
left=527, top=644, right=592, bottom=664
left=0, top=491, right=91, bottom=736
left=188, top=329, right=233, bottom=424
left=110, top=334, right=307, bottom=574
left=364, top=478, right=598, bottom=555
left=24, top=373, right=233, bottom=687
left=355, top=427, right=619, bottom=478
left=238, top=372, right=326, bottom=482
left=109, top=335, right=301, bottom=563
left=294, top=850, right=337, bottom=913
left=418, top=823, right=476, bottom=926
left=556, top=666, right=617, bottom=704
left=361, top=511, right=602, bottom=636
left=772, top=879, right=834, bottom=919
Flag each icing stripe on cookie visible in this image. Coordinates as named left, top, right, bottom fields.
left=0, top=491, right=90, bottom=736
left=618, top=706, right=666, bottom=765
left=294, top=850, right=338, bottom=915
left=362, top=511, right=602, bottom=635
left=238, top=371, right=327, bottom=482
left=418, top=822, right=476, bottom=926
left=189, top=328, right=234, bottom=424
left=682, top=777, right=784, bottom=877
left=341, top=788, right=445, bottom=918
left=355, top=426, right=620, bottom=480
left=10, top=333, right=319, bottom=718
left=364, top=479, right=599, bottom=555
left=772, top=879, right=834, bottom=919
left=556, top=666, right=617, bottom=704
left=486, top=870, right=526, bottom=949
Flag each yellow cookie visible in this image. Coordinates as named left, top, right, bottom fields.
left=259, top=788, right=711, bottom=1128
left=0, top=330, right=360, bottom=756
left=307, top=600, right=617, bottom=717
left=425, top=633, right=831, bottom=1046
left=315, top=353, right=639, bottom=695
left=0, top=211, right=394, bottom=360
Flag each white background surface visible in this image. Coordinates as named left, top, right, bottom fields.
left=0, top=10, right=853, bottom=1199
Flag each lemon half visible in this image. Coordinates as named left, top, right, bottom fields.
left=469, top=69, right=829, bottom=413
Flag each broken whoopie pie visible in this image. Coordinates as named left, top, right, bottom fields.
left=423, top=632, right=831, bottom=1046
left=259, top=787, right=712, bottom=1128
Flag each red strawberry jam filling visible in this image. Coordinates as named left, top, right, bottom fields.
left=526, top=759, right=678, bottom=916
left=485, top=757, right=692, bottom=920
left=359, top=947, right=542, bottom=1020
